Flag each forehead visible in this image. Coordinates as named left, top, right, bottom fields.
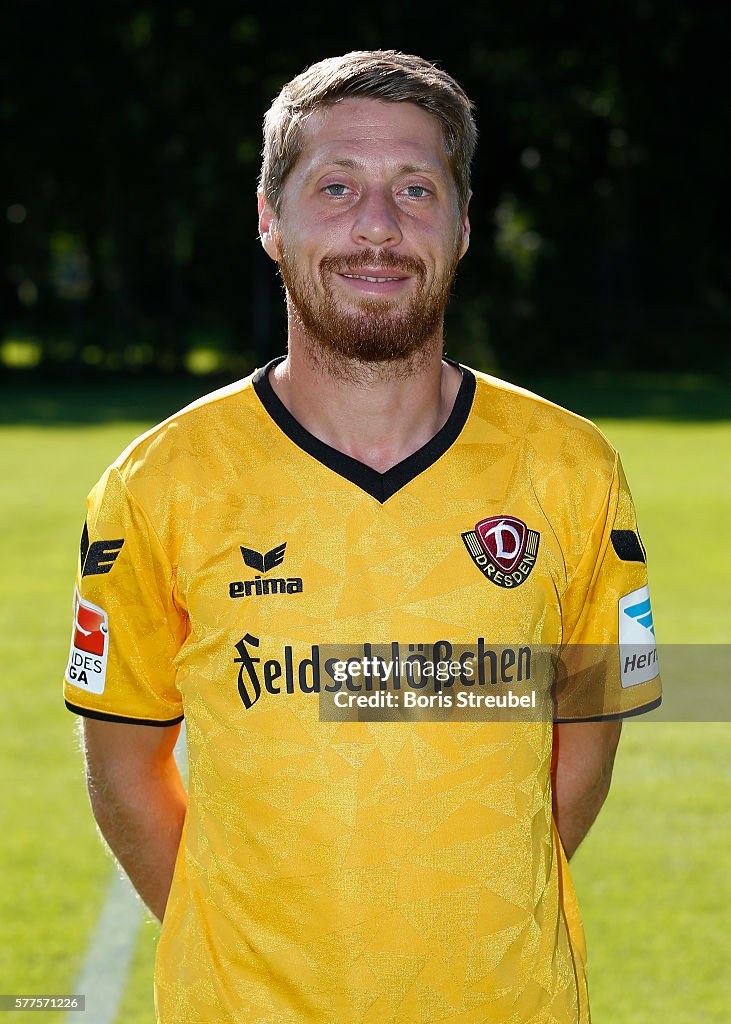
left=293, top=97, right=451, bottom=179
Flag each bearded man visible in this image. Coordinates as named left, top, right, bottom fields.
left=65, top=51, right=661, bottom=1024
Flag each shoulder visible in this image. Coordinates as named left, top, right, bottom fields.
left=466, top=366, right=618, bottom=478
left=111, top=371, right=262, bottom=485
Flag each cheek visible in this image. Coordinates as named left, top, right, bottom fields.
left=409, top=218, right=456, bottom=256
left=282, top=222, right=341, bottom=264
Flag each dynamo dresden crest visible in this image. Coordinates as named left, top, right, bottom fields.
left=462, top=516, right=540, bottom=589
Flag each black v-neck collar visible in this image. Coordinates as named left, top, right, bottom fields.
left=252, top=356, right=476, bottom=503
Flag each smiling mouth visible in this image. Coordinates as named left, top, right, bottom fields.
left=339, top=273, right=407, bottom=283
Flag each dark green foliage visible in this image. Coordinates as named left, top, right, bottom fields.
left=1, top=3, right=729, bottom=374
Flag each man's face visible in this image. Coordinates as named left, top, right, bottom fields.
left=258, top=98, right=470, bottom=368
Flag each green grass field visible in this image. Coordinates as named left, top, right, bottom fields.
left=0, top=374, right=729, bottom=1023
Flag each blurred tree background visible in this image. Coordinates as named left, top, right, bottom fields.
left=1, top=1, right=728, bottom=380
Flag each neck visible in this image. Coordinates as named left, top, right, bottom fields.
left=269, top=328, right=463, bottom=474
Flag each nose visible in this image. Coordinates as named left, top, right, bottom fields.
left=350, top=188, right=403, bottom=248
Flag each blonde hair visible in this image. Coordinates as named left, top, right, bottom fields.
left=259, top=50, right=477, bottom=212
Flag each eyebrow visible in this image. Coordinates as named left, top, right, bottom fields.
left=312, top=157, right=447, bottom=180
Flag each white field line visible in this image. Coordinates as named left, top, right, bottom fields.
left=63, top=871, right=142, bottom=1024
left=64, top=724, right=188, bottom=1024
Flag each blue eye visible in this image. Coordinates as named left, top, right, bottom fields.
left=323, top=183, right=350, bottom=196
left=403, top=185, right=430, bottom=198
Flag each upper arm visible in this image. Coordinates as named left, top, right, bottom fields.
left=83, top=718, right=182, bottom=786
left=552, top=719, right=622, bottom=789
left=64, top=466, right=186, bottom=727
left=555, top=456, right=661, bottom=722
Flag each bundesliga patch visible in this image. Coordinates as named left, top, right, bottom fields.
left=65, top=588, right=109, bottom=694
left=462, top=516, right=540, bottom=588
left=618, top=584, right=659, bottom=688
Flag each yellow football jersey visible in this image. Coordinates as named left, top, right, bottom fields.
left=64, top=359, right=661, bottom=1024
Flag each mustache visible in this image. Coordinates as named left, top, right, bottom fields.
left=320, top=250, right=426, bottom=278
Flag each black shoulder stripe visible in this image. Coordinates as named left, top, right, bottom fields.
left=611, top=529, right=646, bottom=563
left=80, top=521, right=90, bottom=571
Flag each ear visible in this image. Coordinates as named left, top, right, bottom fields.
left=258, top=193, right=280, bottom=261
left=458, top=191, right=472, bottom=260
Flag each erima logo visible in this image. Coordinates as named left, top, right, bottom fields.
left=229, top=541, right=303, bottom=599
left=240, top=543, right=286, bottom=573
left=80, top=522, right=124, bottom=577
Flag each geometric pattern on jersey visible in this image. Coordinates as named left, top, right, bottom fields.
left=64, top=359, right=661, bottom=1023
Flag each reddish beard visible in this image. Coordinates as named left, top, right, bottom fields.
left=277, top=244, right=461, bottom=368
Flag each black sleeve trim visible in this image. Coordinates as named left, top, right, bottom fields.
left=65, top=700, right=184, bottom=727
left=554, top=695, right=662, bottom=723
